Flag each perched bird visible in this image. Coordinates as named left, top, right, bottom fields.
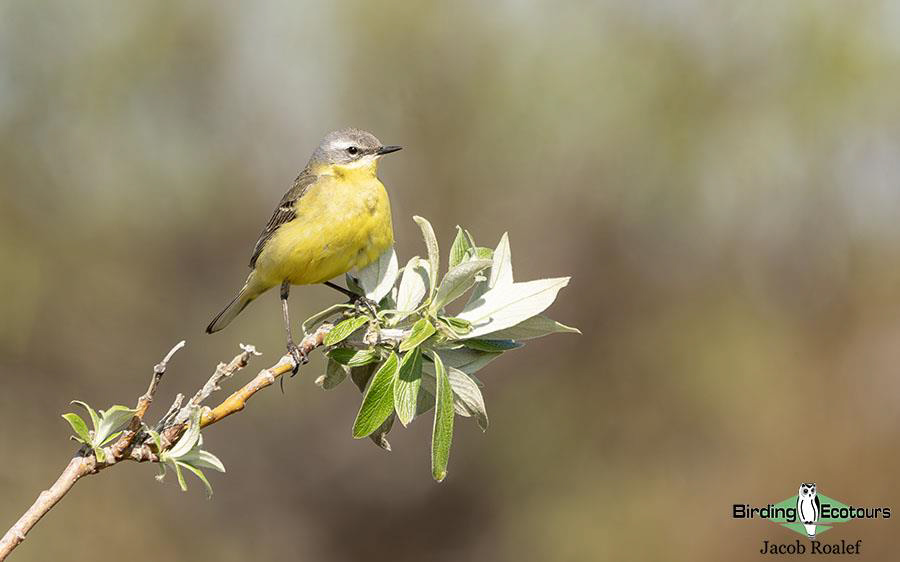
left=206, top=128, right=401, bottom=364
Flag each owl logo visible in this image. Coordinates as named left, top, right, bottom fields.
left=796, top=482, right=820, bottom=539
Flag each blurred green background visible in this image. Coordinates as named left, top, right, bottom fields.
left=2, top=1, right=900, bottom=560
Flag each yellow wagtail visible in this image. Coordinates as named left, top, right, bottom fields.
left=206, top=128, right=401, bottom=364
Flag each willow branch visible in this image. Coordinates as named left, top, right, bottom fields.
left=200, top=326, right=330, bottom=428
left=0, top=324, right=332, bottom=561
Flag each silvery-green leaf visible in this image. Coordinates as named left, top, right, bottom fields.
left=317, top=358, right=349, bottom=390
left=430, top=352, right=454, bottom=482
left=168, top=407, right=202, bottom=459
left=176, top=461, right=214, bottom=498
left=345, top=274, right=364, bottom=296
left=394, top=256, right=429, bottom=320
left=179, top=448, right=226, bottom=473
left=328, top=348, right=379, bottom=367
left=71, top=400, right=100, bottom=433
left=146, top=429, right=163, bottom=452
left=94, top=446, right=106, bottom=463
left=62, top=413, right=91, bottom=444
left=393, top=348, right=422, bottom=427
left=458, top=277, right=570, bottom=338
left=415, top=385, right=435, bottom=417
left=174, top=462, right=188, bottom=491
left=430, top=259, right=492, bottom=313
left=352, top=353, right=400, bottom=438
left=368, top=413, right=394, bottom=451
left=448, top=226, right=473, bottom=270
left=399, top=317, right=436, bottom=352
left=100, top=431, right=122, bottom=446
left=413, top=216, right=439, bottom=294
left=302, top=303, right=354, bottom=334
left=324, top=316, right=369, bottom=346
left=463, top=228, right=477, bottom=249
left=488, top=232, right=513, bottom=288
left=481, top=314, right=581, bottom=340
left=95, top=405, right=138, bottom=445
left=467, top=249, right=496, bottom=303
left=420, top=368, right=480, bottom=419
left=446, top=366, right=488, bottom=431
left=358, top=246, right=399, bottom=302
left=428, top=347, right=502, bottom=375
left=463, top=339, right=524, bottom=352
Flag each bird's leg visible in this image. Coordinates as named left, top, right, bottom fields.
left=281, top=281, right=308, bottom=372
left=324, top=280, right=357, bottom=299
left=323, top=280, right=378, bottom=317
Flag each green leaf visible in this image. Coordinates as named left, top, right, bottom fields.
left=463, top=339, right=524, bottom=352
left=393, top=348, right=423, bottom=427
left=448, top=225, right=473, bottom=270
left=394, top=256, right=429, bottom=320
left=62, top=413, right=91, bottom=444
left=416, top=385, right=436, bottom=417
left=176, top=461, right=214, bottom=498
left=71, top=400, right=100, bottom=433
left=95, top=405, right=137, bottom=445
left=352, top=353, right=400, bottom=438
left=358, top=246, right=399, bottom=302
left=399, top=317, right=436, bottom=352
left=302, top=303, right=354, bottom=334
left=473, top=247, right=493, bottom=260
left=430, top=259, right=492, bottom=313
left=100, top=431, right=123, bottom=446
left=328, top=348, right=379, bottom=367
left=368, top=413, right=395, bottom=451
left=463, top=228, right=477, bottom=249
left=446, top=366, right=488, bottom=431
left=349, top=363, right=378, bottom=395
left=481, top=314, right=581, bottom=340
left=430, top=352, right=454, bottom=482
left=458, top=277, right=570, bottom=338
left=174, top=462, right=188, bottom=492
left=413, top=216, right=440, bottom=296
left=325, top=316, right=370, bottom=346
left=442, top=317, right=472, bottom=334
left=316, top=357, right=349, bottom=390
left=146, top=429, right=163, bottom=452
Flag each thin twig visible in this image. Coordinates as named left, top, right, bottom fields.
left=199, top=325, right=330, bottom=428
left=109, top=341, right=185, bottom=459
left=0, top=456, right=92, bottom=559
left=0, top=324, right=333, bottom=561
left=174, top=344, right=260, bottom=425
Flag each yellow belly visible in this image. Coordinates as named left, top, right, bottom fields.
left=253, top=172, right=394, bottom=287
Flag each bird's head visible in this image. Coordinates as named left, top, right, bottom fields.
left=308, top=128, right=401, bottom=176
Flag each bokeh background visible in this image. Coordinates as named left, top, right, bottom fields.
left=2, top=1, right=900, bottom=560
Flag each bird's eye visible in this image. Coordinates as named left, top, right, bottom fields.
left=347, top=146, right=359, bottom=155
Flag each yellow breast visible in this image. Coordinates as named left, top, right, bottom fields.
left=253, top=166, right=394, bottom=287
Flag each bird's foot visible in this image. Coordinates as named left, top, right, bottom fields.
left=286, top=341, right=309, bottom=375
left=351, top=295, right=379, bottom=318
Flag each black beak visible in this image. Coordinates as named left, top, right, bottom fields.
left=376, top=145, right=402, bottom=155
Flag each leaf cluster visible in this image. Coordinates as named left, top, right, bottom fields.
left=310, top=217, right=578, bottom=481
